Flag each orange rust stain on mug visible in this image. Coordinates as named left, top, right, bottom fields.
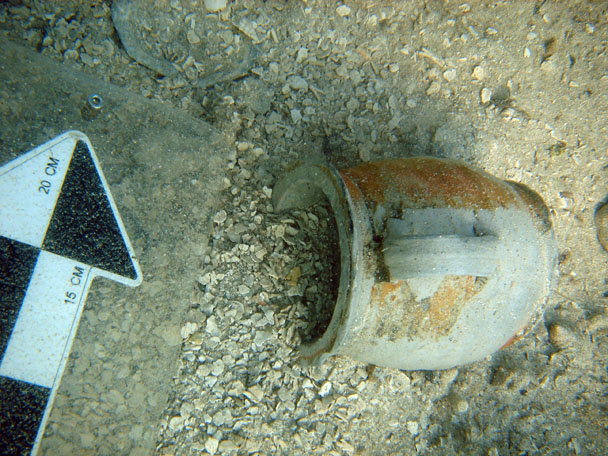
left=341, top=157, right=517, bottom=210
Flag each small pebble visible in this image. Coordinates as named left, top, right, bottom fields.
left=64, top=49, right=79, bottom=60
left=196, top=364, right=211, bottom=378
left=211, top=359, right=225, bottom=376
left=548, top=323, right=576, bottom=348
left=296, top=47, right=308, bottom=63
left=290, top=108, right=302, bottom=123
left=248, top=384, right=264, bottom=402
left=319, top=381, right=332, bottom=397
left=253, top=330, right=272, bottom=346
left=456, top=399, right=469, bottom=413
left=406, top=421, right=419, bottom=436
left=219, top=29, right=234, bottom=45
left=287, top=75, right=309, bottom=91
left=237, top=141, right=251, bottom=152
left=472, top=66, right=485, bottom=80
left=526, top=31, right=538, bottom=40
left=443, top=68, right=457, bottom=82
left=219, top=440, right=238, bottom=452
left=205, top=437, right=219, bottom=455
left=206, top=316, right=220, bottom=335
left=238, top=283, right=251, bottom=295
left=426, top=81, right=440, bottom=95
left=180, top=322, right=198, bottom=339
left=187, top=29, right=201, bottom=45
left=213, top=210, right=227, bottom=224
left=180, top=402, right=194, bottom=418
left=336, top=5, right=352, bottom=16
left=480, top=87, right=492, bottom=104
left=168, top=416, right=185, bottom=432
left=540, top=60, right=556, bottom=72
left=346, top=98, right=359, bottom=112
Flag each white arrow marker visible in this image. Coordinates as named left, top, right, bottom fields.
left=0, top=131, right=142, bottom=455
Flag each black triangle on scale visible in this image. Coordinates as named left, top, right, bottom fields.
left=42, top=141, right=137, bottom=280
left=0, top=237, right=40, bottom=360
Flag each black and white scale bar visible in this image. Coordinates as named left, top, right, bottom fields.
left=0, top=131, right=142, bottom=455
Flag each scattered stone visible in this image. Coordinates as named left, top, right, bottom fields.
left=236, top=141, right=252, bottom=152
left=472, top=65, right=485, bottom=80
left=540, top=59, right=556, bottom=72
left=480, top=87, right=492, bottom=104
left=237, top=283, right=251, bottom=295
left=456, top=399, right=469, bottom=414
left=181, top=322, right=198, bottom=339
left=187, top=29, right=201, bottom=45
left=346, top=98, right=359, bottom=112
left=219, top=29, right=234, bottom=45
left=548, top=323, right=577, bottom=349
left=336, top=5, right=352, bottom=17
left=219, top=439, right=238, bottom=453
left=287, top=75, right=309, bottom=91
left=196, top=364, right=212, bottom=378
left=205, top=436, right=220, bottom=455
left=290, top=108, right=302, bottom=123
left=426, top=81, right=441, bottom=95
left=247, top=384, right=264, bottom=402
left=180, top=402, right=194, bottom=418
left=296, top=47, right=308, bottom=63
left=319, top=381, right=332, bottom=397
left=406, top=421, right=420, bottom=436
left=443, top=68, right=457, bottom=81
left=213, top=210, right=227, bottom=224
left=206, top=316, right=220, bottom=335
left=169, top=415, right=185, bottom=432
left=211, top=359, right=225, bottom=376
left=212, top=408, right=232, bottom=426
left=253, top=330, right=272, bottom=347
